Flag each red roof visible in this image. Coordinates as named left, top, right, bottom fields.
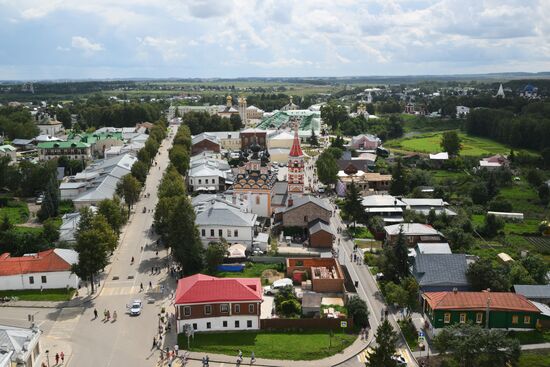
left=423, top=291, right=539, bottom=313
left=174, top=274, right=262, bottom=305
left=0, top=249, right=73, bottom=276
left=289, top=129, right=303, bottom=157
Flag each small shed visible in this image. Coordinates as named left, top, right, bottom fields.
left=308, top=220, right=334, bottom=248
left=302, top=292, right=323, bottom=317
left=497, top=252, right=514, bottom=264
left=227, top=244, right=247, bottom=259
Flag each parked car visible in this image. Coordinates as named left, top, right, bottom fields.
left=263, top=278, right=293, bottom=295
left=391, top=354, right=407, bottom=366
left=129, top=299, right=143, bottom=316
left=35, top=194, right=44, bottom=204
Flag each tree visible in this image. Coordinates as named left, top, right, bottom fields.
left=116, top=174, right=142, bottom=215
left=0, top=214, right=12, bottom=232
left=229, top=113, right=242, bottom=130
left=346, top=296, right=370, bottom=327
left=169, top=145, right=190, bottom=176
left=434, top=323, right=520, bottom=367
left=308, top=128, right=319, bottom=147
left=466, top=258, right=510, bottom=291
left=343, top=181, right=364, bottom=228
left=205, top=241, right=228, bottom=273
left=541, top=147, right=550, bottom=168
left=508, top=263, right=534, bottom=285
left=389, top=159, right=407, bottom=196
left=440, top=130, right=462, bottom=156
left=526, top=169, right=544, bottom=188
left=366, top=319, right=398, bottom=367
left=98, top=197, right=127, bottom=236
left=393, top=226, right=409, bottom=281
left=482, top=214, right=504, bottom=238
left=316, top=151, right=339, bottom=186
left=280, top=299, right=301, bottom=317
left=331, top=135, right=345, bottom=149
left=520, top=254, right=549, bottom=284
left=538, top=184, right=550, bottom=205
left=470, top=182, right=489, bottom=205
left=38, top=174, right=60, bottom=221
left=384, top=281, right=408, bottom=308
left=42, top=218, right=60, bottom=243
left=131, top=160, right=149, bottom=184
left=166, top=196, right=204, bottom=275
left=321, top=102, right=348, bottom=130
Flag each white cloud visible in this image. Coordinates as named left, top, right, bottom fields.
left=71, top=36, right=104, bottom=55
left=137, top=36, right=186, bottom=62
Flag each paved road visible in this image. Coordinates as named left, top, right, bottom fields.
left=40, top=127, right=178, bottom=367
left=331, top=209, right=418, bottom=367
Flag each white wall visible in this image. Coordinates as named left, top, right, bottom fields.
left=177, top=315, right=259, bottom=333
left=189, top=175, right=221, bottom=191
left=249, top=192, right=270, bottom=217
left=0, top=271, right=79, bottom=291
left=60, top=188, right=86, bottom=200
left=199, top=225, right=254, bottom=249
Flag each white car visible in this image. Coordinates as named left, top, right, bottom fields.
left=263, top=278, right=293, bottom=295
left=391, top=354, right=407, bottom=366
left=129, top=299, right=143, bottom=316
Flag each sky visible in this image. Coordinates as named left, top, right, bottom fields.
left=0, top=0, right=549, bottom=80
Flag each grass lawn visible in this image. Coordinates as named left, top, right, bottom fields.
left=0, top=288, right=76, bottom=302
left=355, top=239, right=382, bottom=251
left=508, top=330, right=550, bottom=345
left=215, top=263, right=282, bottom=279
left=386, top=131, right=515, bottom=157
left=13, top=226, right=43, bottom=234
left=180, top=331, right=356, bottom=360
left=471, top=214, right=540, bottom=235
left=499, top=182, right=547, bottom=217
left=0, top=201, right=30, bottom=224
left=398, top=319, right=419, bottom=351
left=348, top=226, right=374, bottom=239
left=519, top=350, right=550, bottom=367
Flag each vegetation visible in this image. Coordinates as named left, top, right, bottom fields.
left=274, top=285, right=301, bottom=317
left=116, top=174, right=142, bottom=215
left=366, top=319, right=399, bottom=367
left=316, top=149, right=339, bottom=186
left=346, top=296, right=370, bottom=328
left=205, top=241, right=228, bottom=273
left=180, top=331, right=356, bottom=361
left=0, top=288, right=75, bottom=302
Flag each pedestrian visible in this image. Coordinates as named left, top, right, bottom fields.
left=149, top=281, right=152, bottom=289
left=55, top=353, right=60, bottom=365
left=156, top=250, right=159, bottom=256
left=238, top=350, right=243, bottom=359
left=93, top=308, right=98, bottom=319
left=251, top=351, right=256, bottom=363
left=174, top=344, right=179, bottom=356
left=140, top=283, right=144, bottom=292
left=151, top=267, right=154, bottom=275
left=106, top=310, right=110, bottom=321
left=153, top=337, right=157, bottom=349
left=103, top=309, right=107, bottom=320
left=60, top=351, right=65, bottom=363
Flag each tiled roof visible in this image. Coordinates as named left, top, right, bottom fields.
left=37, top=141, right=90, bottom=149
left=0, top=249, right=77, bottom=276
left=284, top=195, right=332, bottom=213
left=423, top=291, right=539, bottom=313
left=175, top=274, right=262, bottom=304
left=412, top=254, right=468, bottom=287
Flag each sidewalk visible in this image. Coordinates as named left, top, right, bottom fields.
left=156, top=333, right=371, bottom=367
left=412, top=342, right=550, bottom=358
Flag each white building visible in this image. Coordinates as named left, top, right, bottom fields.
left=0, top=325, right=42, bottom=367
left=401, top=198, right=457, bottom=216
left=0, top=249, right=79, bottom=291
left=188, top=165, right=232, bottom=193
left=0, top=145, right=17, bottom=162
left=195, top=199, right=257, bottom=249
left=456, top=106, right=470, bottom=117
left=36, top=114, right=63, bottom=136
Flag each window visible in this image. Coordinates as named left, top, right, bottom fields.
left=41, top=276, right=47, bottom=284
left=459, top=313, right=467, bottom=323
left=219, top=229, right=223, bottom=237
left=524, top=316, right=531, bottom=324
left=227, top=229, right=232, bottom=238
left=184, top=306, right=191, bottom=316
left=198, top=179, right=202, bottom=184
left=220, top=304, right=229, bottom=313
left=248, top=304, right=255, bottom=313
left=512, top=315, right=519, bottom=324
left=210, top=229, right=215, bottom=237
left=206, top=322, right=211, bottom=329
left=255, top=196, right=260, bottom=205
left=235, top=304, right=240, bottom=313
left=476, top=313, right=483, bottom=324
left=223, top=321, right=228, bottom=328
left=234, top=229, right=238, bottom=237
left=444, top=313, right=451, bottom=324
left=235, top=320, right=240, bottom=328
left=204, top=305, right=212, bottom=315
left=247, top=320, right=253, bottom=328
left=193, top=323, right=197, bottom=330
left=205, top=179, right=209, bottom=184
left=201, top=229, right=206, bottom=237
left=29, top=276, right=34, bottom=284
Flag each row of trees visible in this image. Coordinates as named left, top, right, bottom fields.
left=0, top=106, right=40, bottom=139
left=179, top=111, right=242, bottom=135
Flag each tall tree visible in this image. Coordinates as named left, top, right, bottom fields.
left=205, top=240, right=228, bottom=273
left=343, top=181, right=363, bottom=228
left=316, top=150, right=339, bottom=186
left=389, top=158, right=407, bottom=196
left=38, top=173, right=60, bottom=221
left=166, top=196, right=204, bottom=275
left=440, top=130, right=462, bottom=156
left=346, top=296, right=370, bottom=327
left=321, top=102, right=348, bottom=130
left=131, top=160, right=149, bottom=184
left=308, top=128, right=319, bottom=147
left=393, top=226, right=409, bottom=281
left=98, top=197, right=127, bottom=236
left=116, top=174, right=142, bottom=215
left=466, top=258, right=510, bottom=291
left=168, top=145, right=190, bottom=176
left=366, top=319, right=398, bottom=367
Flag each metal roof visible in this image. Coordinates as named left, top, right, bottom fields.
left=513, top=285, right=550, bottom=300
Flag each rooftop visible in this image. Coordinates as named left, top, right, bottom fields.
left=195, top=200, right=257, bottom=227
left=423, top=291, right=539, bottom=313
left=514, top=285, right=550, bottom=300
left=412, top=253, right=468, bottom=287
left=0, top=249, right=78, bottom=276
left=384, top=223, right=442, bottom=236
left=175, top=274, right=262, bottom=304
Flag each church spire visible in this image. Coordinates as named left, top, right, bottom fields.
left=289, top=126, right=303, bottom=157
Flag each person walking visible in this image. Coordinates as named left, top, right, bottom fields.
left=152, top=337, right=157, bottom=349
left=149, top=281, right=152, bottom=289
left=140, top=283, right=144, bottom=292
left=113, top=311, right=117, bottom=321
left=106, top=310, right=110, bottom=321
left=60, top=351, right=65, bottom=364
left=93, top=308, right=98, bottom=319
left=250, top=351, right=256, bottom=364
left=174, top=344, right=179, bottom=356
left=55, top=353, right=60, bottom=365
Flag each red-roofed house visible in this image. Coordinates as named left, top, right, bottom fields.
left=174, top=274, right=262, bottom=333
left=0, top=249, right=79, bottom=291
left=422, top=290, right=546, bottom=334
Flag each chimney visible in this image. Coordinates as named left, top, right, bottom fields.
left=288, top=195, right=293, bottom=207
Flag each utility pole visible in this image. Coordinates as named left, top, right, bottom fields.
left=485, top=296, right=491, bottom=329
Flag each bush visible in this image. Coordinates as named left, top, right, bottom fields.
left=488, top=198, right=513, bottom=212
left=346, top=296, right=369, bottom=328
left=280, top=299, right=301, bottom=317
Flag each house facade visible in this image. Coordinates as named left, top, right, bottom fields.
left=191, top=133, right=221, bottom=156
left=0, top=249, right=79, bottom=291
left=308, top=220, right=334, bottom=248
left=282, top=196, right=332, bottom=228
left=37, top=141, right=92, bottom=161
left=422, top=291, right=544, bottom=334
left=350, top=134, right=381, bottom=150
left=175, top=274, right=262, bottom=333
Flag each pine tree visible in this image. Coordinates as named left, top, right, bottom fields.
left=393, top=226, right=409, bottom=280
left=366, top=319, right=398, bottom=367
left=389, top=158, right=407, bottom=196
left=309, top=128, right=319, bottom=147
left=343, top=181, right=363, bottom=228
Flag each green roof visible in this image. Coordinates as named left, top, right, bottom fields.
left=0, top=145, right=16, bottom=152
left=256, top=111, right=319, bottom=132
left=67, top=132, right=123, bottom=144
left=38, top=141, right=90, bottom=149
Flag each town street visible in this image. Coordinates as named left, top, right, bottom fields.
left=40, top=127, right=178, bottom=367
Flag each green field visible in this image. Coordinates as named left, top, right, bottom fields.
left=519, top=350, right=550, bottom=367
left=215, top=263, right=282, bottom=279
left=0, top=288, right=75, bottom=302
left=387, top=131, right=514, bottom=156
left=179, top=331, right=356, bottom=360
left=0, top=200, right=30, bottom=224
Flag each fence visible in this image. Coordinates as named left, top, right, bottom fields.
left=260, top=317, right=354, bottom=331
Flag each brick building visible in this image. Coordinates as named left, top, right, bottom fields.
left=286, top=258, right=345, bottom=293
left=281, top=196, right=332, bottom=228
